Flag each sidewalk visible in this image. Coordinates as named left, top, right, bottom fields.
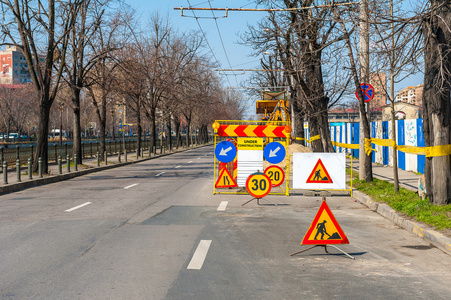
left=347, top=158, right=451, bottom=255
left=347, top=157, right=421, bottom=192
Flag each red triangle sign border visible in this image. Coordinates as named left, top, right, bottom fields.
left=301, top=201, right=349, bottom=245
left=215, top=167, right=238, bottom=188
left=306, top=158, right=333, bottom=184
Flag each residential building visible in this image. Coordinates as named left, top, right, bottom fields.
left=370, top=72, right=387, bottom=109
left=395, top=84, right=423, bottom=107
left=0, top=46, right=32, bottom=84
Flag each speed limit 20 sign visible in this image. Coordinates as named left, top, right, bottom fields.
left=264, top=165, right=285, bottom=187
left=245, top=172, right=272, bottom=198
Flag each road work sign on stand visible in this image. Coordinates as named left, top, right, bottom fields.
left=293, top=153, right=346, bottom=190
left=301, top=200, right=349, bottom=245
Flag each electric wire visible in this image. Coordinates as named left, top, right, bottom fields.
left=208, top=0, right=239, bottom=86
left=186, top=0, right=231, bottom=86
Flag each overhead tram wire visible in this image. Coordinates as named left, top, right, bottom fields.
left=175, top=2, right=359, bottom=14
left=207, top=0, right=239, bottom=86
left=185, top=0, right=232, bottom=86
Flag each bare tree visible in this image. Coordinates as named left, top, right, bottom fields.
left=242, top=0, right=348, bottom=152
left=0, top=0, right=80, bottom=172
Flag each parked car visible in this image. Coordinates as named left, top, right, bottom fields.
left=8, top=133, right=19, bottom=139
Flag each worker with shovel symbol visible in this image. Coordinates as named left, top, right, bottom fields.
left=314, top=220, right=331, bottom=240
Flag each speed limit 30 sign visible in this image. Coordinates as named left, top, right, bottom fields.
left=246, top=172, right=272, bottom=198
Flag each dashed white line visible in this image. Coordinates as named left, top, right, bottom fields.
left=175, top=165, right=181, bottom=168
left=124, top=183, right=138, bottom=189
left=188, top=161, right=193, bottom=163
left=65, top=202, right=92, bottom=212
left=217, top=201, right=228, bottom=211
left=156, top=172, right=165, bottom=177
left=197, top=157, right=201, bottom=159
left=187, top=240, right=212, bottom=270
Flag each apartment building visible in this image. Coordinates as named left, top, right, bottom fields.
left=395, top=84, right=423, bottom=107
left=0, top=46, right=32, bottom=85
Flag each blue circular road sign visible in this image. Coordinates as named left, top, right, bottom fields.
left=264, top=142, right=286, bottom=164
left=215, top=140, right=237, bottom=163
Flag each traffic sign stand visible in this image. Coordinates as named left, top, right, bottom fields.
left=241, top=196, right=278, bottom=207
left=290, top=197, right=355, bottom=260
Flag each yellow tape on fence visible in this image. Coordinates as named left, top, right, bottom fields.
left=397, top=145, right=426, bottom=155
left=371, top=138, right=396, bottom=148
left=295, top=135, right=320, bottom=144
left=332, top=137, right=451, bottom=157
left=331, top=141, right=359, bottom=149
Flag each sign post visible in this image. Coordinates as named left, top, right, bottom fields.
left=242, top=171, right=277, bottom=206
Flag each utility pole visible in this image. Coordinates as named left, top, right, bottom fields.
left=359, top=0, right=370, bottom=179
left=390, top=0, right=399, bottom=192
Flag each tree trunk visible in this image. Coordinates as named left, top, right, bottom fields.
left=137, top=108, right=142, bottom=156
left=423, top=0, right=451, bottom=204
left=34, top=98, right=51, bottom=173
left=150, top=107, right=156, bottom=151
left=72, top=89, right=82, bottom=164
left=167, top=113, right=172, bottom=151
left=174, top=115, right=181, bottom=148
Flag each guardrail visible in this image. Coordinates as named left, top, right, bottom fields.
left=0, top=137, right=209, bottom=169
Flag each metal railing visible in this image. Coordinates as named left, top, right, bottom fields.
left=0, top=135, right=214, bottom=172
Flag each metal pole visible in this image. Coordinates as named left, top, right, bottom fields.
left=104, top=151, right=107, bottom=165
left=74, top=154, right=78, bottom=171
left=3, top=161, right=7, bottom=184
left=28, top=158, right=32, bottom=180
left=67, top=155, right=70, bottom=173
left=58, top=156, right=62, bottom=174
left=39, top=157, right=43, bottom=178
left=97, top=152, right=100, bottom=167
left=16, top=159, right=21, bottom=182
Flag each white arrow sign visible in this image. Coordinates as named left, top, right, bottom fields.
left=219, top=146, right=233, bottom=156
left=269, top=146, right=281, bottom=157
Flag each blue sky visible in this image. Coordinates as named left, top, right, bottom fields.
left=128, top=0, right=266, bottom=89
left=127, top=1, right=424, bottom=101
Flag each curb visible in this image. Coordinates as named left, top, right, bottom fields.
left=0, top=145, right=209, bottom=196
left=352, top=189, right=451, bottom=256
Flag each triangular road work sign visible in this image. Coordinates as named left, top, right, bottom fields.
left=301, top=201, right=349, bottom=245
left=306, top=158, right=333, bottom=183
left=215, top=167, right=238, bottom=188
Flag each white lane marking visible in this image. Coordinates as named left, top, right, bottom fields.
left=188, top=161, right=193, bottom=163
left=156, top=172, right=165, bottom=177
left=175, top=165, right=181, bottom=168
left=197, top=157, right=201, bottom=159
left=65, top=202, right=92, bottom=212
left=187, top=240, right=212, bottom=270
left=217, top=201, right=228, bottom=211
left=124, top=183, right=138, bottom=189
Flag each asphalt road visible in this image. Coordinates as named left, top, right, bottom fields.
left=0, top=145, right=450, bottom=299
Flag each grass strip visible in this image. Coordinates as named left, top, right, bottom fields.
left=347, top=169, right=451, bottom=230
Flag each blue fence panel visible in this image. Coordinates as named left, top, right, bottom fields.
left=382, top=121, right=389, bottom=165
left=398, top=120, right=406, bottom=170
left=417, top=118, right=425, bottom=174
left=352, top=123, right=359, bottom=158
